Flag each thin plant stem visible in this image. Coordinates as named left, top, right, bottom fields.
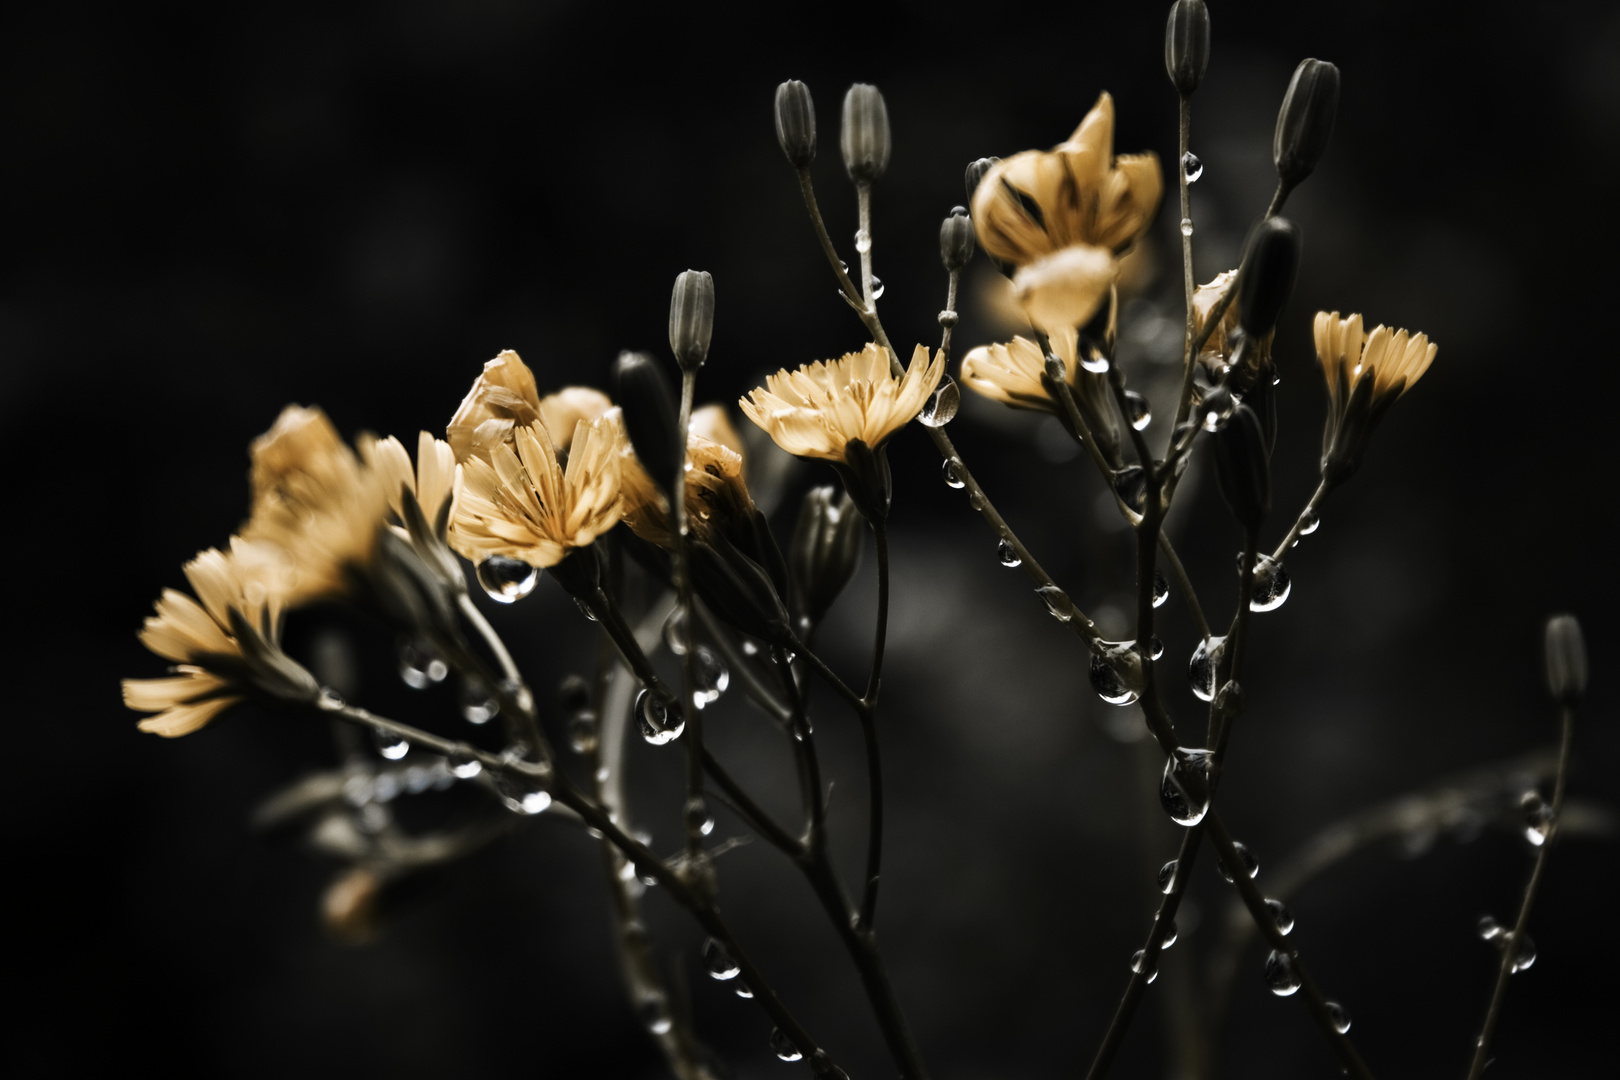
left=671, top=368, right=704, bottom=858
left=1157, top=531, right=1210, bottom=641
left=858, top=182, right=876, bottom=306
left=856, top=521, right=890, bottom=930
left=1178, top=96, right=1196, bottom=351
left=690, top=602, right=793, bottom=724
left=1271, top=479, right=1332, bottom=564
left=1464, top=706, right=1577, bottom=1080
left=865, top=522, right=890, bottom=703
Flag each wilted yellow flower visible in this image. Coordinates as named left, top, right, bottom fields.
left=450, top=414, right=623, bottom=568
left=1315, top=311, right=1438, bottom=483
left=608, top=407, right=754, bottom=549
left=122, top=542, right=284, bottom=737
left=447, top=349, right=611, bottom=463
left=961, top=326, right=1081, bottom=412
left=690, top=404, right=747, bottom=466
left=739, top=343, right=944, bottom=463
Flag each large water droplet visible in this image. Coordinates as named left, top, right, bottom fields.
left=461, top=681, right=499, bottom=725
left=1520, top=790, right=1554, bottom=846
left=942, top=457, right=966, bottom=489
left=1201, top=386, right=1234, bottom=432
left=704, top=937, right=740, bottom=980
left=1130, top=949, right=1159, bottom=983
left=1089, top=641, right=1143, bottom=706
left=1125, top=389, right=1152, bottom=431
left=1152, top=567, right=1169, bottom=608
left=1263, top=949, right=1301, bottom=996
left=373, top=727, right=410, bottom=761
left=1510, top=933, right=1537, bottom=972
left=771, top=1028, right=804, bottom=1062
left=1219, top=840, right=1260, bottom=882
left=662, top=606, right=689, bottom=656
left=1326, top=1001, right=1352, bottom=1034
left=1113, top=465, right=1148, bottom=514
left=398, top=641, right=447, bottom=689
left=1188, top=635, right=1228, bottom=702
left=1158, top=917, right=1179, bottom=950
left=691, top=645, right=729, bottom=708
left=476, top=555, right=538, bottom=603
left=1160, top=747, right=1214, bottom=826
left=1180, top=217, right=1194, bottom=237
left=569, top=710, right=600, bottom=754
left=1038, top=584, right=1075, bottom=623
left=1158, top=859, right=1180, bottom=894
left=870, top=276, right=885, bottom=299
left=636, top=689, right=685, bottom=746
left=997, top=539, right=1022, bottom=567
left=1266, top=898, right=1295, bottom=935
left=1244, top=553, right=1292, bottom=612
left=447, top=748, right=483, bottom=779
left=1182, top=151, right=1204, bottom=183
left=1298, top=508, right=1320, bottom=536
left=854, top=228, right=871, bottom=254
left=919, top=375, right=960, bottom=427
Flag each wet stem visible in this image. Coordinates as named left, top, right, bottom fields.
left=859, top=520, right=889, bottom=931
left=671, top=369, right=705, bottom=859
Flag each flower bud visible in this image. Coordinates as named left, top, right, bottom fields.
left=1544, top=614, right=1587, bottom=706
left=964, top=157, right=998, bottom=201
left=1212, top=404, right=1271, bottom=531
left=668, top=270, right=714, bottom=374
left=790, top=486, right=864, bottom=626
left=840, top=84, right=891, bottom=184
left=1164, top=0, right=1211, bottom=96
left=1274, top=59, right=1340, bottom=190
left=613, top=351, right=681, bottom=496
left=939, top=207, right=975, bottom=271
left=1236, top=217, right=1301, bottom=339
left=774, top=80, right=817, bottom=168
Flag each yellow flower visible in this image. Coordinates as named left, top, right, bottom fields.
left=1193, top=270, right=1273, bottom=375
left=1314, top=311, right=1438, bottom=483
left=961, top=326, right=1081, bottom=412
left=449, top=414, right=623, bottom=568
left=690, top=404, right=747, bottom=467
left=739, top=343, right=944, bottom=463
left=122, top=542, right=284, bottom=737
left=360, top=431, right=458, bottom=532
left=446, top=349, right=611, bottom=463
left=608, top=407, right=754, bottom=549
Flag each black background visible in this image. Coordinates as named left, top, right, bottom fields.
left=6, top=1, right=1620, bottom=1077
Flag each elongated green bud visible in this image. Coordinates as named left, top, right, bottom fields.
left=841, top=83, right=891, bottom=183
left=1274, top=59, right=1340, bottom=189
left=940, top=207, right=975, bottom=271
left=1236, top=217, right=1301, bottom=338
left=790, top=486, right=864, bottom=626
left=1212, top=404, right=1271, bottom=531
left=964, top=157, right=997, bottom=201
left=1544, top=614, right=1588, bottom=705
left=668, top=270, right=714, bottom=374
left=1165, top=0, right=1210, bottom=96
left=613, top=351, right=680, bottom=496
left=774, top=80, right=817, bottom=168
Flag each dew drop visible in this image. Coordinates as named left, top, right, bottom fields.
left=372, top=727, right=410, bottom=761
left=809, top=1051, right=850, bottom=1080
left=1188, top=635, right=1228, bottom=702
left=1158, top=859, right=1180, bottom=894
left=1478, top=915, right=1505, bottom=943
left=1089, top=641, right=1143, bottom=706
left=1244, top=553, right=1292, bottom=612
left=1149, top=635, right=1164, bottom=660
left=491, top=755, right=553, bottom=815
left=854, top=228, right=871, bottom=254
left=636, top=689, right=685, bottom=746
left=1152, top=567, right=1169, bottom=608
left=1180, top=217, right=1194, bottom=237
left=771, top=1028, right=804, bottom=1062
left=1125, top=389, right=1152, bottom=431
left=475, top=555, right=538, bottom=603
left=317, top=687, right=345, bottom=712
left=662, top=606, right=689, bottom=656
left=1159, top=919, right=1179, bottom=949
left=1160, top=746, right=1214, bottom=826
left=997, top=539, right=1022, bottom=567
left=569, top=710, right=600, bottom=755
left=1263, top=949, right=1302, bottom=996
left=1298, top=509, right=1320, bottom=536
left=1182, top=151, right=1204, bottom=182
left=1266, top=898, right=1296, bottom=935
left=573, top=597, right=599, bottom=622
left=639, top=997, right=673, bottom=1036
left=691, top=645, right=730, bottom=708
left=968, top=490, right=986, bottom=511
left=447, top=748, right=483, bottom=779
left=1218, top=840, right=1260, bottom=882
left=398, top=641, right=447, bottom=689
left=1113, top=465, right=1148, bottom=514
left=942, top=457, right=966, bottom=489
left=1510, top=933, right=1537, bottom=972
left=1130, top=949, right=1159, bottom=983
left=733, top=980, right=754, bottom=999
left=1520, top=790, right=1554, bottom=846
left=870, top=276, right=885, bottom=300
left=703, top=937, right=740, bottom=980
left=461, top=681, right=499, bottom=725
left=1038, top=584, right=1076, bottom=623
left=1201, top=386, right=1234, bottom=432
left=1326, top=1001, right=1352, bottom=1034
left=685, top=796, right=716, bottom=838
left=918, top=374, right=960, bottom=427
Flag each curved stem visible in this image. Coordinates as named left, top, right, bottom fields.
left=1271, top=479, right=1332, bottom=564
left=1157, top=531, right=1210, bottom=641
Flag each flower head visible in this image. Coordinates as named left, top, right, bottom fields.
left=446, top=349, right=612, bottom=463
left=361, top=431, right=457, bottom=532
left=449, top=414, right=623, bottom=568
left=1314, top=311, right=1438, bottom=483
left=1193, top=270, right=1274, bottom=376
left=961, top=327, right=1081, bottom=413
left=739, top=343, right=944, bottom=463
left=610, top=407, right=754, bottom=550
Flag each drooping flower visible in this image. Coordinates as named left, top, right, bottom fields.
left=1314, top=311, right=1438, bottom=483
left=609, top=407, right=755, bottom=550
left=449, top=414, right=623, bottom=568
left=961, top=326, right=1081, bottom=413
left=446, top=349, right=613, bottom=463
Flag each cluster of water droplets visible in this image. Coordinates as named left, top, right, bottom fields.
left=1478, top=915, right=1537, bottom=972
left=475, top=555, right=539, bottom=603
left=1242, top=553, right=1292, bottom=612
left=1159, top=747, right=1214, bottom=826
left=398, top=640, right=448, bottom=690
left=918, top=375, right=960, bottom=428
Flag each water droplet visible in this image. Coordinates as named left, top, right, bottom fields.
left=573, top=597, right=599, bottom=622
left=1219, top=840, right=1260, bottom=882
left=1188, top=635, right=1228, bottom=702
left=684, top=796, right=716, bottom=837
left=942, top=457, right=966, bottom=489
left=854, top=228, right=871, bottom=254
left=703, top=937, right=740, bottom=980
left=398, top=641, right=447, bottom=689
left=1160, top=747, right=1214, bottom=826
left=1089, top=641, right=1143, bottom=706
left=1243, top=553, right=1292, bottom=612
left=1263, top=949, right=1302, bottom=996
left=1510, top=933, right=1537, bottom=972
left=771, top=1028, right=804, bottom=1062
left=639, top=997, right=673, bottom=1036
left=317, top=687, right=345, bottom=712
left=870, top=276, right=885, bottom=299
left=475, top=555, right=538, bottom=603
left=997, top=539, right=1022, bottom=567
left=1182, top=151, right=1204, bottom=182
left=733, top=980, right=754, bottom=999
left=1201, top=386, right=1234, bottom=432
left=918, top=374, right=960, bottom=427
left=741, top=638, right=760, bottom=656
left=1180, top=217, right=1194, bottom=237
left=636, top=689, right=685, bottom=746
left=1152, top=568, right=1169, bottom=608
left=447, top=748, right=483, bottom=779
left=691, top=645, right=729, bottom=708
left=809, top=1051, right=850, bottom=1080
left=1326, top=1001, right=1352, bottom=1034
left=569, top=710, right=600, bottom=754
left=492, top=756, right=553, bottom=815
left=373, top=727, right=410, bottom=761
left=1520, top=790, right=1554, bottom=846
left=1158, top=859, right=1180, bottom=894
left=1125, top=389, right=1152, bottom=431
left=1478, top=915, right=1505, bottom=942
left=1037, top=585, right=1076, bottom=623
left=1266, top=898, right=1295, bottom=935
left=460, top=681, right=499, bottom=725
left=1298, top=509, right=1320, bottom=536
left=663, top=607, right=689, bottom=656
left=1113, top=465, right=1148, bottom=514
left=1149, top=635, right=1164, bottom=660
left=1159, top=919, right=1179, bottom=949
left=1130, top=949, right=1159, bottom=983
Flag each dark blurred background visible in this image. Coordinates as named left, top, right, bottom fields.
left=6, top=0, right=1619, bottom=1076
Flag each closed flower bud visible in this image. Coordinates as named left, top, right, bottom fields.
left=841, top=83, right=892, bottom=184
left=1236, top=217, right=1301, bottom=339
left=1212, top=404, right=1271, bottom=531
left=940, top=207, right=975, bottom=271
left=668, top=270, right=715, bottom=374
left=964, top=157, right=998, bottom=201
left=774, top=80, right=817, bottom=168
left=1274, top=59, right=1340, bottom=190
left=790, top=486, right=864, bottom=626
left=1164, top=0, right=1211, bottom=96
left=614, top=351, right=681, bottom=497
left=1544, top=614, right=1587, bottom=706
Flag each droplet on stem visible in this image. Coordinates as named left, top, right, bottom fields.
left=918, top=374, right=960, bottom=427
left=1158, top=859, right=1180, bottom=894
left=1265, top=898, right=1295, bottom=935
left=704, top=937, right=740, bottom=980
left=476, top=555, right=538, bottom=603
left=1326, top=1001, right=1352, bottom=1034
left=636, top=689, right=685, bottom=746
left=997, top=539, right=1022, bottom=567
left=1218, top=840, right=1260, bottom=882
left=1125, top=389, right=1152, bottom=430
left=942, top=457, right=966, bottom=489
left=1182, top=151, right=1204, bottom=182
left=1160, top=747, right=1214, bottom=826
left=1152, top=568, right=1169, bottom=608
left=691, top=645, right=730, bottom=708
left=1243, top=553, right=1292, bottom=612
left=1188, top=635, right=1228, bottom=702
left=770, top=1028, right=804, bottom=1062
left=372, top=727, right=410, bottom=761
left=1263, top=949, right=1302, bottom=996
